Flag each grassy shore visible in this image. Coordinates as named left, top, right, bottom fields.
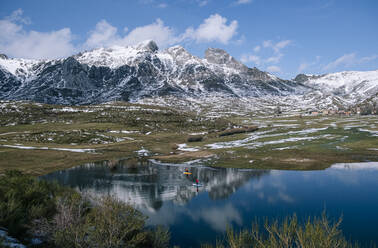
left=0, top=101, right=377, bottom=175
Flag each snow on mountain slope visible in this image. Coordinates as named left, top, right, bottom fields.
left=299, top=70, right=378, bottom=102
left=75, top=40, right=158, bottom=68
left=0, top=40, right=377, bottom=114
left=0, top=54, right=46, bottom=81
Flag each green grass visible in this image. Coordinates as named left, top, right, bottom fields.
left=1, top=101, right=377, bottom=175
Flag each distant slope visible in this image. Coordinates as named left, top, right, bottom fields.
left=294, top=70, right=378, bottom=104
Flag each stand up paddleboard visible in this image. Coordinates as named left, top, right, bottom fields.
left=192, top=183, right=203, bottom=187
left=184, top=172, right=192, bottom=175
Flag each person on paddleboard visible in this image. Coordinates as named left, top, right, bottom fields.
left=195, top=178, right=199, bottom=185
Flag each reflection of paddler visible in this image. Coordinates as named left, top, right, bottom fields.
left=193, top=178, right=203, bottom=187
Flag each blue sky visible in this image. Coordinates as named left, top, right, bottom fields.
left=0, top=0, right=377, bottom=78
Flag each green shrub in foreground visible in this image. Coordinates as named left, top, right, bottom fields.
left=40, top=195, right=169, bottom=248
left=0, top=171, right=170, bottom=248
left=0, top=170, right=64, bottom=240
left=202, top=214, right=357, bottom=248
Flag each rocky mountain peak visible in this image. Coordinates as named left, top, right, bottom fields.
left=205, top=48, right=247, bottom=71
left=135, top=40, right=159, bottom=53
left=293, top=74, right=321, bottom=83
left=0, top=54, right=8, bottom=60
left=1, top=41, right=376, bottom=110
left=205, top=48, right=231, bottom=64
left=166, top=45, right=194, bottom=61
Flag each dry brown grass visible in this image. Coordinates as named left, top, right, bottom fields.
left=152, top=150, right=214, bottom=162
left=218, top=125, right=258, bottom=137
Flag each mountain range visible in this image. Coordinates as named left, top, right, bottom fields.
left=0, top=40, right=377, bottom=114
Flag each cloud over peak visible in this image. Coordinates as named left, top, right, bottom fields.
left=0, top=9, right=239, bottom=59
left=86, top=13, right=238, bottom=49
left=0, top=9, right=75, bottom=59
left=183, top=14, right=238, bottom=44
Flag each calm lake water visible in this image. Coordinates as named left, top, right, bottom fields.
left=42, top=160, right=378, bottom=247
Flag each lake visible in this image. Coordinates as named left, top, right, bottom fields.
left=41, top=159, right=378, bottom=247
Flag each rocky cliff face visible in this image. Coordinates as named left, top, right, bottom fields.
left=0, top=40, right=377, bottom=111
left=0, top=41, right=309, bottom=105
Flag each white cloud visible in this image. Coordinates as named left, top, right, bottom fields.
left=183, top=14, right=238, bottom=44
left=138, top=0, right=154, bottom=4
left=235, top=0, right=252, bottom=4
left=263, top=39, right=291, bottom=53
left=323, top=53, right=356, bottom=70
left=323, top=53, right=378, bottom=71
left=8, top=8, right=31, bottom=24
left=239, top=39, right=291, bottom=74
left=86, top=14, right=238, bottom=49
left=359, top=54, right=378, bottom=63
left=234, top=35, right=245, bottom=45
left=197, top=0, right=209, bottom=6
left=121, top=19, right=177, bottom=47
left=240, top=39, right=292, bottom=67
left=298, top=62, right=309, bottom=72
left=266, top=53, right=283, bottom=64
left=85, top=19, right=177, bottom=49
left=274, top=40, right=291, bottom=52
left=267, top=65, right=281, bottom=73
left=240, top=54, right=261, bottom=65
left=0, top=10, right=75, bottom=59
left=157, top=3, right=168, bottom=8
left=0, top=10, right=240, bottom=59
left=85, top=20, right=119, bottom=48
left=263, top=40, right=273, bottom=48
left=297, top=56, right=321, bottom=73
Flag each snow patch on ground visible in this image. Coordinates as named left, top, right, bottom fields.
left=1, top=145, right=96, bottom=153
left=136, top=147, right=150, bottom=156
left=177, top=143, right=200, bottom=152
left=358, top=128, right=378, bottom=136
left=330, top=162, right=378, bottom=170
left=109, top=130, right=139, bottom=134
left=149, top=158, right=213, bottom=168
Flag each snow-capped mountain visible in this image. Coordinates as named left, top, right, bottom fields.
left=0, top=40, right=377, bottom=113
left=294, top=71, right=378, bottom=104
left=0, top=40, right=308, bottom=105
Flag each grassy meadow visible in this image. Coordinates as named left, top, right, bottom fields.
left=0, top=100, right=377, bottom=175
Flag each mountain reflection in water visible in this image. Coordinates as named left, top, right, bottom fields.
left=42, top=160, right=378, bottom=247
left=42, top=159, right=269, bottom=211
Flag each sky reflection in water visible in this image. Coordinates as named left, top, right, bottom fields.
left=42, top=161, right=378, bottom=247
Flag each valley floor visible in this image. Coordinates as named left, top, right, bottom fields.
left=0, top=101, right=377, bottom=175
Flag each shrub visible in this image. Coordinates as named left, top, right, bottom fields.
left=245, top=125, right=258, bottom=132
left=218, top=125, right=258, bottom=137
left=204, top=213, right=356, bottom=248
left=148, top=225, right=170, bottom=248
left=0, top=171, right=170, bottom=248
left=0, top=170, right=60, bottom=240
left=187, top=135, right=204, bottom=142
left=85, top=195, right=148, bottom=248
left=42, top=194, right=169, bottom=248
left=37, top=191, right=90, bottom=248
